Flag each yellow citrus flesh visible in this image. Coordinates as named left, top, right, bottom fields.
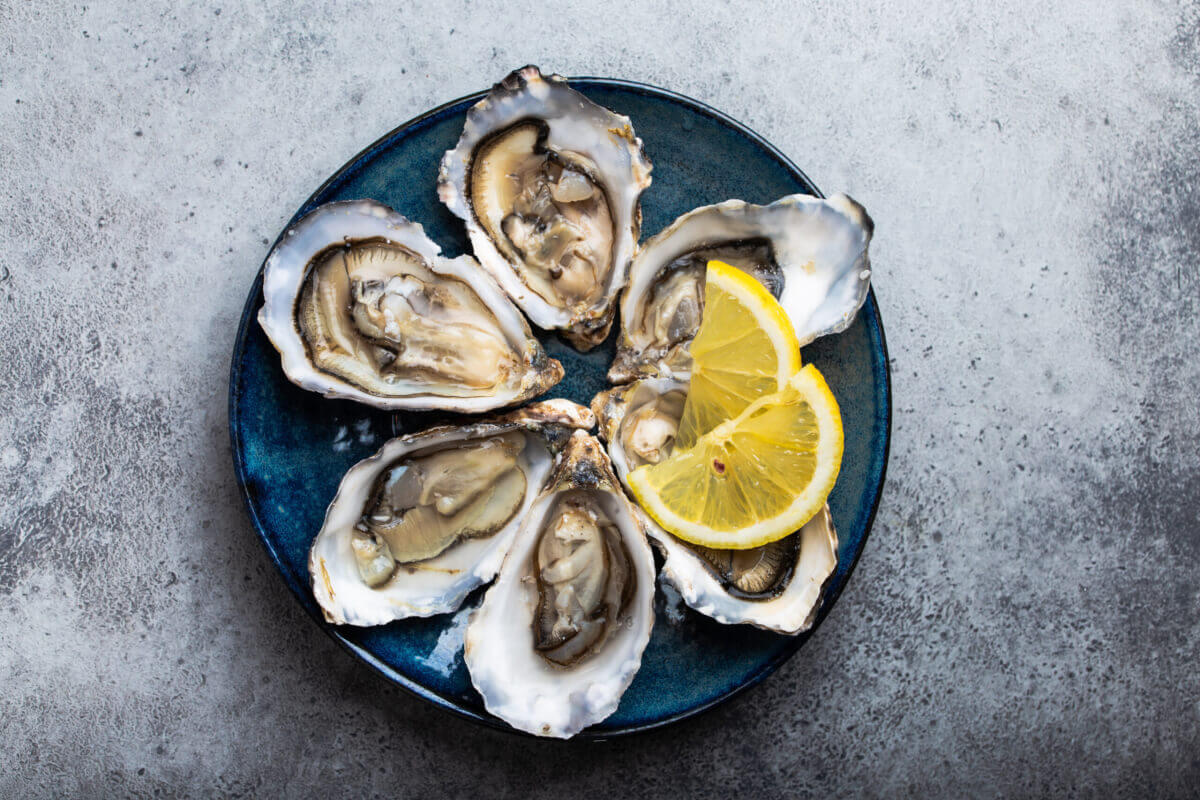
left=628, top=364, right=844, bottom=550
left=675, top=260, right=801, bottom=449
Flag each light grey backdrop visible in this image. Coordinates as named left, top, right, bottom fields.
left=2, top=1, right=1198, bottom=797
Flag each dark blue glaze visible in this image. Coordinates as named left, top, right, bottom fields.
left=229, top=77, right=891, bottom=738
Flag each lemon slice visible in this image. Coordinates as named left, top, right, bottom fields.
left=628, top=364, right=843, bottom=550
left=676, top=260, right=800, bottom=449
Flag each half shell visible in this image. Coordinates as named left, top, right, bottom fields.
left=439, top=66, right=653, bottom=350
left=309, top=399, right=594, bottom=626
left=610, top=193, right=873, bottom=382
left=464, top=431, right=656, bottom=737
left=258, top=199, right=562, bottom=411
left=592, top=380, right=838, bottom=634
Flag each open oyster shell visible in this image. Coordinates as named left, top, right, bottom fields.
left=592, top=379, right=838, bottom=634
left=464, top=431, right=656, bottom=737
left=610, top=193, right=873, bottom=382
left=659, top=507, right=838, bottom=633
left=258, top=199, right=563, bottom=411
left=309, top=399, right=594, bottom=626
left=439, top=66, right=653, bottom=350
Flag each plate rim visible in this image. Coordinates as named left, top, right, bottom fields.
left=228, top=74, right=892, bottom=739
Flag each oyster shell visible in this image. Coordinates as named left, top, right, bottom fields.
left=258, top=199, right=563, bottom=411
left=609, top=193, right=874, bottom=382
left=464, top=431, right=656, bottom=737
left=309, top=400, right=594, bottom=626
left=658, top=507, right=838, bottom=633
left=592, top=380, right=838, bottom=634
left=439, top=66, right=653, bottom=350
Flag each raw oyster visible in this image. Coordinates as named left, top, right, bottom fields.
left=659, top=507, right=838, bottom=633
left=609, top=193, right=873, bottom=382
left=592, top=380, right=838, bottom=633
left=309, top=400, right=594, bottom=626
left=464, top=431, right=656, bottom=737
left=258, top=199, right=563, bottom=411
left=439, top=66, right=653, bottom=350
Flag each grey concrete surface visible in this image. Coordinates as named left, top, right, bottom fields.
left=2, top=0, right=1198, bottom=796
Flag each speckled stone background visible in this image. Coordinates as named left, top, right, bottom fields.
left=3, top=1, right=1199, bottom=796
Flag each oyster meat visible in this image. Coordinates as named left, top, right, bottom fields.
left=439, top=66, right=653, bottom=350
left=592, top=379, right=838, bottom=633
left=464, top=431, right=656, bottom=737
left=258, top=199, right=563, bottom=411
left=610, top=193, right=874, bottom=382
left=309, top=400, right=594, bottom=626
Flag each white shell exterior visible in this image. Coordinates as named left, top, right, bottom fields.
left=439, top=65, right=652, bottom=347
left=612, top=193, right=874, bottom=382
left=309, top=400, right=595, bottom=626
left=463, top=431, right=656, bottom=738
left=592, top=379, right=838, bottom=634
left=258, top=198, right=562, bottom=411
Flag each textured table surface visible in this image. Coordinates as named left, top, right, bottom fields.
left=3, top=1, right=1199, bottom=797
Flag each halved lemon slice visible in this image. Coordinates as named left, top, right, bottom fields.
left=628, top=364, right=843, bottom=550
left=676, top=260, right=800, bottom=449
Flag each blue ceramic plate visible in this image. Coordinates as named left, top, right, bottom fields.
left=229, top=76, right=890, bottom=737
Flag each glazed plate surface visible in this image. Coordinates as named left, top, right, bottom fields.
left=229, top=77, right=891, bottom=736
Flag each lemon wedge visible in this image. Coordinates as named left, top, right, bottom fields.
left=628, top=364, right=844, bottom=550
left=676, top=260, right=800, bottom=449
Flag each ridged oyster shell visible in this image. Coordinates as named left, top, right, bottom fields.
left=610, top=193, right=873, bottom=382
left=464, top=431, right=656, bottom=737
left=309, top=400, right=594, bottom=626
left=439, top=66, right=653, bottom=350
left=592, top=379, right=838, bottom=634
left=258, top=199, right=563, bottom=411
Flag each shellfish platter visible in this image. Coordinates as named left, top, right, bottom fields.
left=233, top=66, right=889, bottom=738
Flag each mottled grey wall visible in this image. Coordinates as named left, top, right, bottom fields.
left=2, top=1, right=1198, bottom=797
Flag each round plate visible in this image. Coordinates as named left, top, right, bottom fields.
left=229, top=76, right=891, bottom=737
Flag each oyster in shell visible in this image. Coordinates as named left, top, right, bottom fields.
left=659, top=507, right=838, bottom=633
left=439, top=66, right=653, bottom=350
left=610, top=193, right=873, bottom=382
left=309, top=400, right=594, bottom=626
left=464, top=431, right=656, bottom=737
left=592, top=380, right=838, bottom=633
left=258, top=199, right=563, bottom=411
